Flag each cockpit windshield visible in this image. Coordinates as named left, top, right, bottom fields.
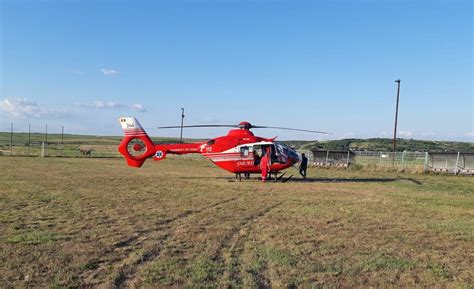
left=274, top=142, right=300, bottom=164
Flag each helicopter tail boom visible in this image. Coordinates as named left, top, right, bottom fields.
left=118, top=117, right=156, bottom=167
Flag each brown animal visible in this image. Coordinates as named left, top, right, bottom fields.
left=79, top=146, right=95, bottom=156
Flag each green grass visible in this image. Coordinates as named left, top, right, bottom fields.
left=6, top=230, right=57, bottom=245
left=146, top=257, right=189, bottom=285
left=0, top=157, right=473, bottom=287
left=357, top=253, right=416, bottom=272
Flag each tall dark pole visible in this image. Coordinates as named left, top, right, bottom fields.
left=393, top=79, right=401, bottom=163
left=180, top=108, right=185, bottom=143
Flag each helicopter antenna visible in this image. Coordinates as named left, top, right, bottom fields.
left=180, top=108, right=185, bottom=143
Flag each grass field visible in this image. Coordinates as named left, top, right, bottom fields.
left=1, top=157, right=473, bottom=287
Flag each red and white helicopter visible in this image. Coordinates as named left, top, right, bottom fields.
left=118, top=117, right=329, bottom=180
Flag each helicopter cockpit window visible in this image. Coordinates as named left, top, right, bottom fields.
left=240, top=146, right=250, bottom=157
left=274, top=142, right=299, bottom=163
left=269, top=145, right=284, bottom=164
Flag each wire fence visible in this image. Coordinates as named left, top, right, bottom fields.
left=429, top=152, right=474, bottom=174
left=0, top=124, right=122, bottom=158
left=353, top=151, right=427, bottom=170
left=1, top=128, right=472, bottom=175
left=308, top=150, right=474, bottom=175
left=0, top=124, right=183, bottom=158
left=8, top=142, right=122, bottom=158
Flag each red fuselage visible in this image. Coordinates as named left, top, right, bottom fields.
left=152, top=129, right=299, bottom=174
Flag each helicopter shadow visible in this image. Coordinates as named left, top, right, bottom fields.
left=294, top=177, right=423, bottom=185
left=181, top=176, right=422, bottom=185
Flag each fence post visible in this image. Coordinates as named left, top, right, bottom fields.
left=379, top=152, right=383, bottom=166
left=455, top=152, right=460, bottom=175
left=325, top=150, right=329, bottom=165
left=10, top=123, right=13, bottom=156
left=346, top=151, right=350, bottom=167
left=45, top=124, right=48, bottom=157
left=41, top=142, right=45, bottom=157
left=401, top=151, right=405, bottom=170
left=424, top=152, right=429, bottom=173
left=61, top=126, right=64, bottom=157
left=28, top=123, right=31, bottom=156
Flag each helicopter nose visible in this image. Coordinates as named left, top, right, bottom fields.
left=288, top=155, right=300, bottom=165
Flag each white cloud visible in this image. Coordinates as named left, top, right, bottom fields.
left=378, top=131, right=390, bottom=137
left=343, top=132, right=355, bottom=138
left=465, top=132, right=474, bottom=138
left=130, top=104, right=146, bottom=112
left=79, top=101, right=146, bottom=112
left=0, top=98, right=68, bottom=119
left=100, top=68, right=119, bottom=76
left=80, top=100, right=123, bottom=109
left=399, top=131, right=413, bottom=138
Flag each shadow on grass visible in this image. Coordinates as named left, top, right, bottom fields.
left=182, top=175, right=423, bottom=185
left=293, top=177, right=422, bottom=185
left=221, top=176, right=422, bottom=185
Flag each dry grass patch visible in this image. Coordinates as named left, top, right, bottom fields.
left=0, top=157, right=472, bottom=287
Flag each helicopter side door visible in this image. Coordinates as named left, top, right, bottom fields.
left=237, top=145, right=255, bottom=168
left=252, top=144, right=285, bottom=165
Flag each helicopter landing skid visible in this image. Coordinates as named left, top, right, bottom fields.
left=264, top=172, right=294, bottom=182
left=235, top=172, right=293, bottom=182
left=274, top=172, right=293, bottom=182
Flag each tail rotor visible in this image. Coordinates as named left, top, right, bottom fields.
left=118, top=117, right=156, bottom=167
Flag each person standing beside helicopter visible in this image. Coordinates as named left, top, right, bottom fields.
left=260, top=147, right=271, bottom=182
left=299, top=153, right=308, bottom=179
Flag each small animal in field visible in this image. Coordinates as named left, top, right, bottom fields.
left=78, top=146, right=95, bottom=156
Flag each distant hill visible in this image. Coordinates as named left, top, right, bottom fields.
left=294, top=138, right=474, bottom=152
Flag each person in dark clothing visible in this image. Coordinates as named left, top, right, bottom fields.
left=253, top=148, right=261, bottom=166
left=299, top=153, right=308, bottom=179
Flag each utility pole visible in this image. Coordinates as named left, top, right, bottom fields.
left=393, top=79, right=401, bottom=164
left=180, top=108, right=185, bottom=143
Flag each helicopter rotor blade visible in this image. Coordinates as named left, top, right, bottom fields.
left=251, top=125, right=332, bottom=135
left=157, top=123, right=331, bottom=134
left=157, top=124, right=237, bottom=129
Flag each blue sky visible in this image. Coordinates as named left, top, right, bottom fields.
left=1, top=0, right=472, bottom=141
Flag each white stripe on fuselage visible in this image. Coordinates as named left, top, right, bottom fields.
left=202, top=141, right=273, bottom=163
